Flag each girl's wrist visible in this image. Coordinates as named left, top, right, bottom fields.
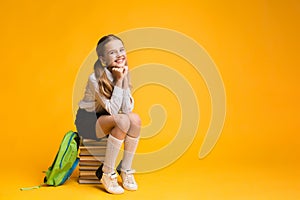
left=123, top=76, right=129, bottom=89
left=115, top=79, right=123, bottom=88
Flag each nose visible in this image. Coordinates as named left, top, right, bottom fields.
left=117, top=50, right=125, bottom=57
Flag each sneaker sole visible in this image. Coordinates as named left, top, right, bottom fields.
left=100, top=178, right=124, bottom=194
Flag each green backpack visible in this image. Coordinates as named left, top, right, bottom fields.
left=21, top=131, right=80, bottom=190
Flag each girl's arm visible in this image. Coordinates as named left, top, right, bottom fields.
left=121, top=87, right=134, bottom=113
left=97, top=86, right=124, bottom=115
left=121, top=68, right=134, bottom=113
left=122, top=73, right=129, bottom=89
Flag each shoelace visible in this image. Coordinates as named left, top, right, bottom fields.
left=123, top=170, right=136, bottom=184
left=109, top=173, right=119, bottom=187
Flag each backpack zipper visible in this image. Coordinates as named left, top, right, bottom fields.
left=60, top=132, right=76, bottom=169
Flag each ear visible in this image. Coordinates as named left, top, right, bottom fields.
left=99, top=56, right=106, bottom=67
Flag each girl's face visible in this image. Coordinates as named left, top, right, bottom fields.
left=101, top=39, right=127, bottom=68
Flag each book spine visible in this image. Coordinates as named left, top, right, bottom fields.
left=78, top=179, right=100, bottom=184
left=79, top=171, right=98, bottom=176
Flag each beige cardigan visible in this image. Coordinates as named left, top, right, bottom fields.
left=78, top=68, right=134, bottom=115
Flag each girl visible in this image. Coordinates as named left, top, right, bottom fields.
left=75, top=34, right=141, bottom=194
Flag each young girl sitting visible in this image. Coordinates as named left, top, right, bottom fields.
left=75, top=34, right=141, bottom=194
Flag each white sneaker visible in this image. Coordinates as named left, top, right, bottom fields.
left=101, top=172, right=124, bottom=194
left=120, top=169, right=138, bottom=191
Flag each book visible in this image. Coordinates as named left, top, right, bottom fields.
left=79, top=171, right=98, bottom=177
left=79, top=155, right=105, bottom=162
left=78, top=175, right=98, bottom=180
left=82, top=138, right=107, bottom=143
left=78, top=179, right=100, bottom=184
left=79, top=165, right=99, bottom=171
left=79, top=148, right=106, bottom=156
left=79, top=146, right=106, bottom=150
left=79, top=160, right=102, bottom=166
left=82, top=138, right=107, bottom=146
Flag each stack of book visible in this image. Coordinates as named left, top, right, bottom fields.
left=78, top=138, right=107, bottom=184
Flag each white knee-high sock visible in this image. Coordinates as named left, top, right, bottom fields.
left=103, top=134, right=124, bottom=174
left=122, top=135, right=139, bottom=171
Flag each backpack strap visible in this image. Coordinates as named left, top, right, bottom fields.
left=20, top=185, right=42, bottom=191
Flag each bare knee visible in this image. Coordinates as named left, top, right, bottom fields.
left=127, top=113, right=141, bottom=137
left=113, top=114, right=130, bottom=133
left=129, top=113, right=141, bottom=127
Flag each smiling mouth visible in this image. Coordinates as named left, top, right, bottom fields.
left=115, top=57, right=125, bottom=64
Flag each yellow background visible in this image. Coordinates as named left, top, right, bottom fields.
left=0, top=0, right=299, bottom=199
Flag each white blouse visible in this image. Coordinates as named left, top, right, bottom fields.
left=78, top=68, right=134, bottom=115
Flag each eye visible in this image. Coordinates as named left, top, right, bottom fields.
left=120, top=48, right=125, bottom=52
left=108, top=50, right=116, bottom=55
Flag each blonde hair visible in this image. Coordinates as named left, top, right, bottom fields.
left=94, top=34, right=124, bottom=99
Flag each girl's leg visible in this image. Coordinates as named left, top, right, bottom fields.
left=121, top=113, right=141, bottom=170
left=96, top=114, right=130, bottom=140
left=127, top=113, right=141, bottom=138
left=96, top=114, right=130, bottom=173
left=120, top=113, right=141, bottom=191
left=95, top=114, right=130, bottom=194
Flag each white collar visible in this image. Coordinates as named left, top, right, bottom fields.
left=104, top=67, right=113, bottom=82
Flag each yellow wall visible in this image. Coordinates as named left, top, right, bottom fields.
left=0, top=0, right=299, bottom=199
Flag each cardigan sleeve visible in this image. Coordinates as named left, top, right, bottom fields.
left=96, top=86, right=124, bottom=115
left=121, top=88, right=134, bottom=113
left=88, top=75, right=124, bottom=115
